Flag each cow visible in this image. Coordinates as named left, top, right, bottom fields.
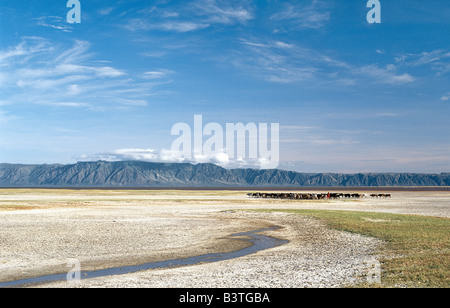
left=329, top=193, right=339, bottom=199
left=379, top=194, right=391, bottom=198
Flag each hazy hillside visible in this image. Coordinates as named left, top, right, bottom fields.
left=0, top=161, right=449, bottom=187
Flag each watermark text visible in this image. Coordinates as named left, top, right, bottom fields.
left=171, top=115, right=279, bottom=169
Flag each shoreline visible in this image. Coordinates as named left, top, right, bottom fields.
left=1, top=186, right=450, bottom=192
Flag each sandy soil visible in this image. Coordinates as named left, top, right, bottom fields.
left=0, top=189, right=448, bottom=288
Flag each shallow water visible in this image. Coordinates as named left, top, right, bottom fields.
left=0, top=226, right=288, bottom=287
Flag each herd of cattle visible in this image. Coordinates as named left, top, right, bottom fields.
left=247, top=192, right=392, bottom=200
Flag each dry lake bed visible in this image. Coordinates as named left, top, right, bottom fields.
left=0, top=188, right=448, bottom=288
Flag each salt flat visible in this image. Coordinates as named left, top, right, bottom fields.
left=0, top=189, right=448, bottom=288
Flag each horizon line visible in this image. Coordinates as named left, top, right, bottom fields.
left=0, top=160, right=449, bottom=175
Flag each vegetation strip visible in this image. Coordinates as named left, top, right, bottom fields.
left=254, top=209, right=449, bottom=288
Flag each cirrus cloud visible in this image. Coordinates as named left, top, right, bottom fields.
left=0, top=37, right=170, bottom=111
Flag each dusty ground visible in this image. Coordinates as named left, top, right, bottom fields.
left=0, top=189, right=448, bottom=288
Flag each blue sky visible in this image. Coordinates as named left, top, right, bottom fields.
left=0, top=0, right=449, bottom=173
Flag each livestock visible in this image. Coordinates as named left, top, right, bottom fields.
left=247, top=192, right=392, bottom=200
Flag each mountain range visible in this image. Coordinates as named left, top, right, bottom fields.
left=0, top=161, right=449, bottom=188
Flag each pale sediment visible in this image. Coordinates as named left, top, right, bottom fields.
left=2, top=189, right=447, bottom=288
left=36, top=211, right=383, bottom=288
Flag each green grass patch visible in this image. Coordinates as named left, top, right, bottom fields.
left=255, top=209, right=449, bottom=288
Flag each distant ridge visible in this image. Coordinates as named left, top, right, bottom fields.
left=0, top=161, right=449, bottom=188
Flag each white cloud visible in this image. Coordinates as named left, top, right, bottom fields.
left=0, top=45, right=27, bottom=63
left=98, top=7, right=114, bottom=16
left=357, top=64, right=415, bottom=84
left=158, top=21, right=210, bottom=32
left=68, top=84, right=82, bottom=96
left=95, top=66, right=125, bottom=77
left=234, top=36, right=421, bottom=86
left=270, top=1, right=330, bottom=30
left=411, top=50, right=450, bottom=66
left=0, top=37, right=52, bottom=66
left=48, top=102, right=91, bottom=107
left=0, top=38, right=167, bottom=110
left=142, top=70, right=174, bottom=79
left=158, top=149, right=188, bottom=163
left=191, top=152, right=230, bottom=166
left=35, top=16, right=73, bottom=32
left=193, top=0, right=254, bottom=25
left=236, top=39, right=327, bottom=83
left=123, top=18, right=209, bottom=33
left=274, top=41, right=294, bottom=49
left=236, top=39, right=388, bottom=85
left=395, top=49, right=450, bottom=75
left=80, top=148, right=281, bottom=169
left=122, top=0, right=253, bottom=33
left=111, top=149, right=158, bottom=161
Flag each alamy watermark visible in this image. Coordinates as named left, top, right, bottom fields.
left=366, top=260, right=382, bottom=284
left=367, top=0, right=381, bottom=24
left=66, top=258, right=81, bottom=284
left=66, top=0, right=81, bottom=24
left=170, top=115, right=280, bottom=169
left=64, top=1, right=380, bottom=25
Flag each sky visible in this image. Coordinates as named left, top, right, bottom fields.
left=0, top=0, right=449, bottom=173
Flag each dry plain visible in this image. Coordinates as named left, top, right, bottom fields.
left=0, top=189, right=448, bottom=288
